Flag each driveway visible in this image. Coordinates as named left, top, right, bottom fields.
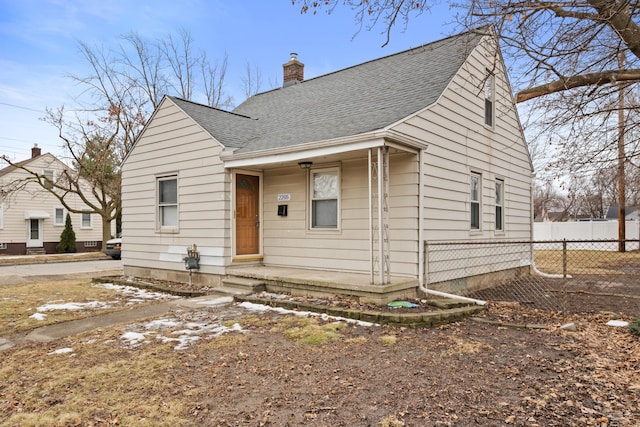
left=0, top=259, right=123, bottom=285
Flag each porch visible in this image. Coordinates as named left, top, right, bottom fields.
left=224, top=265, right=419, bottom=304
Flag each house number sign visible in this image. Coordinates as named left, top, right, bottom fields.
left=277, top=194, right=291, bottom=201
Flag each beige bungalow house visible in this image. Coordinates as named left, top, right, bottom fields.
left=121, top=28, right=534, bottom=302
left=0, top=146, right=106, bottom=255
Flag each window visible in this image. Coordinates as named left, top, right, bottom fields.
left=310, top=168, right=339, bottom=229
left=54, top=207, right=65, bottom=226
left=84, top=241, right=97, bottom=247
left=158, top=176, right=178, bottom=228
left=470, top=173, right=481, bottom=230
left=43, top=169, right=54, bottom=189
left=81, top=212, right=92, bottom=228
left=495, top=179, right=504, bottom=231
left=484, top=73, right=494, bottom=127
left=0, top=243, right=6, bottom=250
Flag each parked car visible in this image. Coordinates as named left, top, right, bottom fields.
left=105, top=237, right=121, bottom=260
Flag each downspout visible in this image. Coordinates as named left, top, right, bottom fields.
left=416, top=149, right=486, bottom=306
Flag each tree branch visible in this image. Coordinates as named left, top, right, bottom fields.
left=516, top=68, right=640, bottom=102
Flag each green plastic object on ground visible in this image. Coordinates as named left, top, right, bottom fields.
left=387, top=301, right=419, bottom=308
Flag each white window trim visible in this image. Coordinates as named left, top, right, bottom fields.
left=495, top=178, right=504, bottom=232
left=309, top=165, right=341, bottom=231
left=484, top=72, right=495, bottom=128
left=54, top=207, right=66, bottom=226
left=470, top=172, right=482, bottom=231
left=43, top=169, right=55, bottom=189
left=81, top=211, right=93, bottom=229
left=157, top=174, right=179, bottom=232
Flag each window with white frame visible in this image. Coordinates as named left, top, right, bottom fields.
left=495, top=179, right=504, bottom=231
left=158, top=176, right=178, bottom=228
left=81, top=212, right=92, bottom=228
left=54, top=207, right=65, bottom=226
left=470, top=173, right=481, bottom=230
left=484, top=73, right=494, bottom=127
left=43, top=169, right=55, bottom=189
left=0, top=243, right=6, bottom=250
left=310, top=168, right=339, bottom=229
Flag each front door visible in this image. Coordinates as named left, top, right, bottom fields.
left=27, top=219, right=43, bottom=247
left=235, top=174, right=260, bottom=256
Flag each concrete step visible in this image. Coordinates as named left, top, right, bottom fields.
left=26, top=247, right=46, bottom=255
left=220, top=276, right=266, bottom=296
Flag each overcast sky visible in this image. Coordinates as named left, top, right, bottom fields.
left=0, top=0, right=458, bottom=162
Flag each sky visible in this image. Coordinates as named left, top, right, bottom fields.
left=0, top=0, right=458, bottom=163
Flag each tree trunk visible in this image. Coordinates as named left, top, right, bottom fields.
left=102, top=217, right=113, bottom=254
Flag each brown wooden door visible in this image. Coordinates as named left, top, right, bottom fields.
left=236, top=174, right=260, bottom=255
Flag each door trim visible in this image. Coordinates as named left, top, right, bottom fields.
left=232, top=169, right=263, bottom=260
left=27, top=218, right=43, bottom=247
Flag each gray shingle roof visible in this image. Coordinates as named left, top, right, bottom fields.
left=166, top=99, right=258, bottom=149
left=172, top=29, right=485, bottom=155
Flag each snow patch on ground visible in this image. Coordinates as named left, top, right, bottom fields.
left=37, top=301, right=112, bottom=312
left=48, top=347, right=74, bottom=355
left=29, top=312, right=47, bottom=321
left=120, top=317, right=245, bottom=351
left=95, top=283, right=180, bottom=303
left=121, top=331, right=147, bottom=347
left=237, top=301, right=377, bottom=327
left=31, top=282, right=179, bottom=319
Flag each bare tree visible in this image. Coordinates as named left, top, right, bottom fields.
left=1, top=30, right=231, bottom=249
left=241, top=62, right=264, bottom=99
left=296, top=0, right=640, bottom=245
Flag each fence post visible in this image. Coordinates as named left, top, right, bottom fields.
left=423, top=241, right=429, bottom=289
left=562, top=239, right=567, bottom=316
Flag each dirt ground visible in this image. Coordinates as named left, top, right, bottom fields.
left=1, top=277, right=639, bottom=426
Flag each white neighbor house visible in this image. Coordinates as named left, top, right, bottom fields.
left=0, top=145, right=106, bottom=255
left=121, top=28, right=534, bottom=302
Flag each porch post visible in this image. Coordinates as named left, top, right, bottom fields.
left=378, top=147, right=384, bottom=285
left=368, top=148, right=374, bottom=284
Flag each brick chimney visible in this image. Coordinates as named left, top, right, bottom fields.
left=283, top=53, right=304, bottom=87
left=31, top=144, right=41, bottom=158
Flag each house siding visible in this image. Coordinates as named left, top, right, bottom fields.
left=0, top=154, right=105, bottom=253
left=391, top=36, right=533, bottom=285
left=261, top=152, right=419, bottom=277
left=121, top=98, right=230, bottom=280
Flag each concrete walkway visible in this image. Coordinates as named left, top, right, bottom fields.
left=1, top=294, right=234, bottom=350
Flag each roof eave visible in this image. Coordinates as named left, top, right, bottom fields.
left=221, top=130, right=427, bottom=169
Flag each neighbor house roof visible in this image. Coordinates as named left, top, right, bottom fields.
left=605, top=206, right=639, bottom=220
left=169, top=28, right=487, bottom=155
left=0, top=155, right=43, bottom=179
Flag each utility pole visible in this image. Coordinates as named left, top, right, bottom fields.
left=617, top=50, right=626, bottom=252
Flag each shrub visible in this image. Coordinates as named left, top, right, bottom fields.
left=56, top=213, right=77, bottom=253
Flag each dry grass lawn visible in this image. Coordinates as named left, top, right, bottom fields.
left=1, top=278, right=638, bottom=426
left=533, top=249, right=640, bottom=275
left=0, top=279, right=147, bottom=337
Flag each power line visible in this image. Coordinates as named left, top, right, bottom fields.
left=0, top=136, right=45, bottom=145
left=0, top=101, right=45, bottom=113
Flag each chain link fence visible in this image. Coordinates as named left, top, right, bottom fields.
left=424, top=240, right=640, bottom=316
